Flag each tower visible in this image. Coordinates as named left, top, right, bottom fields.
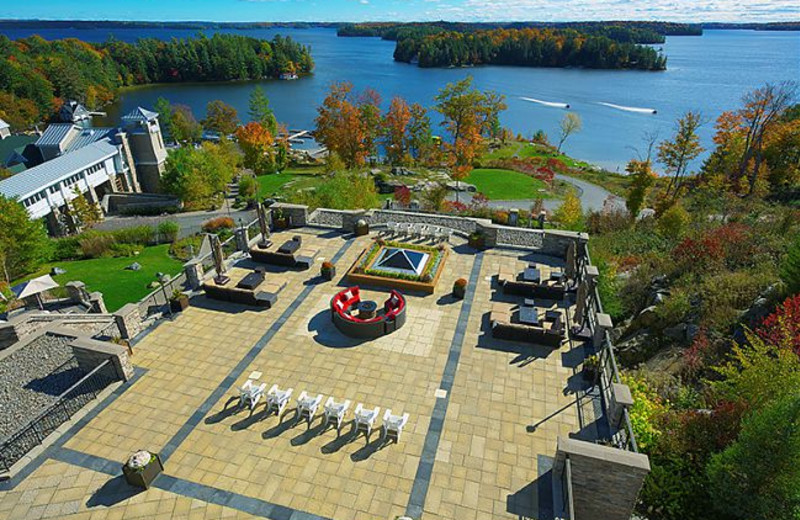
left=120, top=107, right=168, bottom=193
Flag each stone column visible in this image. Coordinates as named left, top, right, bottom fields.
left=70, top=336, right=134, bottom=381
left=553, top=437, right=650, bottom=520
left=66, top=281, right=90, bottom=305
left=113, top=303, right=143, bottom=340
left=508, top=208, right=519, bottom=227
left=183, top=259, right=204, bottom=290
left=610, top=383, right=635, bottom=429
left=88, top=292, right=108, bottom=314
left=235, top=226, right=249, bottom=252
left=594, top=312, right=613, bottom=349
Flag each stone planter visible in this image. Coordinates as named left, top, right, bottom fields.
left=321, top=266, right=336, bottom=281
left=354, top=219, right=369, bottom=236
left=274, top=217, right=288, bottom=230
left=170, top=296, right=189, bottom=313
left=453, top=282, right=467, bottom=299
left=468, top=235, right=485, bottom=250
left=122, top=454, right=164, bottom=489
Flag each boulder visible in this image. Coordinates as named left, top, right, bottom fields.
left=630, top=305, right=659, bottom=331
left=126, top=262, right=142, bottom=271
left=664, top=323, right=689, bottom=342
left=50, top=267, right=66, bottom=275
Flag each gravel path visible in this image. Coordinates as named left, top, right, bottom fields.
left=0, top=334, right=84, bottom=439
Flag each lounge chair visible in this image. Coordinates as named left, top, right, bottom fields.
left=323, top=397, right=352, bottom=435
left=239, top=381, right=267, bottom=411
left=382, top=409, right=410, bottom=443
left=354, top=403, right=380, bottom=439
left=297, top=391, right=324, bottom=425
left=266, top=385, right=293, bottom=418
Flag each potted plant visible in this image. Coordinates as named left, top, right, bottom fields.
left=122, top=450, right=164, bottom=489
left=272, top=208, right=288, bottom=230
left=453, top=278, right=467, bottom=299
left=354, top=218, right=369, bottom=236
left=468, top=231, right=485, bottom=250
left=169, top=289, right=189, bottom=313
left=582, top=355, right=600, bottom=383
left=321, top=261, right=336, bottom=281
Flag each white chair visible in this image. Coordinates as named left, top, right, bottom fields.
left=354, top=403, right=380, bottom=438
left=239, top=380, right=267, bottom=411
left=296, top=391, right=324, bottom=425
left=382, top=409, right=410, bottom=443
left=388, top=222, right=399, bottom=237
left=323, top=397, right=351, bottom=434
left=266, top=385, right=293, bottom=417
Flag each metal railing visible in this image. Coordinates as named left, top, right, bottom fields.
left=0, top=359, right=119, bottom=473
left=580, top=245, right=639, bottom=453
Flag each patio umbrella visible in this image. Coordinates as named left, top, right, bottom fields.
left=210, top=234, right=229, bottom=285
left=257, top=202, right=270, bottom=247
left=11, top=274, right=59, bottom=310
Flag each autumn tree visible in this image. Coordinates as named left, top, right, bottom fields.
left=625, top=159, right=656, bottom=218
left=203, top=100, right=240, bottom=135
left=235, top=122, right=276, bottom=175
left=658, top=111, right=704, bottom=201
left=435, top=77, right=506, bottom=200
left=408, top=103, right=433, bottom=164
left=553, top=191, right=584, bottom=231
left=383, top=97, right=412, bottom=165
left=69, top=187, right=102, bottom=227
left=315, top=82, right=374, bottom=169
left=556, top=112, right=582, bottom=153
left=248, top=86, right=278, bottom=134
left=169, top=105, right=202, bottom=144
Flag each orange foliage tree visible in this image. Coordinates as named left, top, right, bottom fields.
left=315, top=82, right=382, bottom=169
left=235, top=122, right=276, bottom=175
left=383, top=97, right=412, bottom=165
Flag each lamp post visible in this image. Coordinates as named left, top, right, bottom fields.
left=156, top=272, right=173, bottom=317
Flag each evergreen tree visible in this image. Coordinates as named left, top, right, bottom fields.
left=248, top=86, right=278, bottom=134
left=0, top=195, right=50, bottom=282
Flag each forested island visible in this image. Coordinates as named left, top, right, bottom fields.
left=392, top=28, right=667, bottom=70
left=0, top=33, right=313, bottom=129
left=338, top=21, right=703, bottom=41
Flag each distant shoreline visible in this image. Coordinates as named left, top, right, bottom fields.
left=0, top=20, right=798, bottom=32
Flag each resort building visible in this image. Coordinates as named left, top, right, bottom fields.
left=0, top=105, right=168, bottom=234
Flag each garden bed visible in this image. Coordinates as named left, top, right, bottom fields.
left=345, top=240, right=449, bottom=294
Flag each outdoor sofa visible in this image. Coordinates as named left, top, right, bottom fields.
left=330, top=286, right=407, bottom=339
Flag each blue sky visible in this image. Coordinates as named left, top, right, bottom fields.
left=1, top=0, right=798, bottom=23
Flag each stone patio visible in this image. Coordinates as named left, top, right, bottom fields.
left=0, top=228, right=596, bottom=520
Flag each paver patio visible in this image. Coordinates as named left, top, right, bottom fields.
left=0, top=228, right=595, bottom=520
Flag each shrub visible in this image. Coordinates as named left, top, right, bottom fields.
left=655, top=288, right=693, bottom=332
left=594, top=256, right=624, bottom=321
left=113, top=225, right=154, bottom=246
left=170, top=235, right=203, bottom=262
left=657, top=203, right=690, bottom=239
left=706, top=394, right=800, bottom=520
left=108, top=242, right=139, bottom=258
left=50, top=236, right=82, bottom=261
left=157, top=221, right=180, bottom=243
left=552, top=192, right=584, bottom=231
left=238, top=175, right=258, bottom=201
left=78, top=233, right=116, bottom=259
left=781, top=234, right=800, bottom=294
left=202, top=216, right=235, bottom=233
left=700, top=269, right=774, bottom=330
left=756, top=295, right=800, bottom=355
left=587, top=207, right=631, bottom=234
left=622, top=374, right=667, bottom=452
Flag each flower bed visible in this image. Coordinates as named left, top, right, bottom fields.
left=346, top=240, right=449, bottom=294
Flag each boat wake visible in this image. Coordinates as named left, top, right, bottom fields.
left=598, top=102, right=657, bottom=114
left=521, top=97, right=570, bottom=109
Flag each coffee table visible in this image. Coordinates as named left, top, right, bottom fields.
left=523, top=267, right=541, bottom=283
left=518, top=304, right=539, bottom=325
left=237, top=271, right=264, bottom=290
left=358, top=300, right=378, bottom=319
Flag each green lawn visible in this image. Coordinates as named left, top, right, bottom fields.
left=256, top=168, right=327, bottom=198
left=465, top=168, right=552, bottom=200
left=21, top=245, right=183, bottom=312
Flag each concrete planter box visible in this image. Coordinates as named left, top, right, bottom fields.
left=122, top=454, right=164, bottom=489
left=468, top=235, right=485, bottom=249
left=170, top=296, right=189, bottom=313
left=345, top=247, right=449, bottom=295
left=452, top=283, right=466, bottom=299
left=321, top=266, right=336, bottom=281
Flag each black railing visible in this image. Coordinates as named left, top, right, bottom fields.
left=0, top=359, right=119, bottom=473
left=580, top=245, right=639, bottom=453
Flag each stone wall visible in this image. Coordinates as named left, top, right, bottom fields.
left=271, top=202, right=309, bottom=227
left=70, top=336, right=134, bottom=381
left=0, top=314, right=120, bottom=351
left=308, top=208, right=346, bottom=228
left=113, top=303, right=144, bottom=340
left=553, top=437, right=650, bottom=520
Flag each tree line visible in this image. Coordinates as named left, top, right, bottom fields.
left=0, top=33, right=313, bottom=130
left=338, top=21, right=702, bottom=41
left=393, top=28, right=667, bottom=71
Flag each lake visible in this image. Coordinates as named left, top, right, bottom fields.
left=2, top=26, right=799, bottom=170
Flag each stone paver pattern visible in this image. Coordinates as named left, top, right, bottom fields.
left=0, top=229, right=589, bottom=520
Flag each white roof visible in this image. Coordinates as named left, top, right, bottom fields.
left=12, top=274, right=59, bottom=299
left=122, top=107, right=159, bottom=123
left=0, top=139, right=118, bottom=200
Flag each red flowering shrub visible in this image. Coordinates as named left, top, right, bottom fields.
left=756, top=295, right=800, bottom=355
left=672, top=223, right=754, bottom=271
left=546, top=157, right=568, bottom=172
left=394, top=186, right=411, bottom=207
left=683, top=328, right=714, bottom=375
